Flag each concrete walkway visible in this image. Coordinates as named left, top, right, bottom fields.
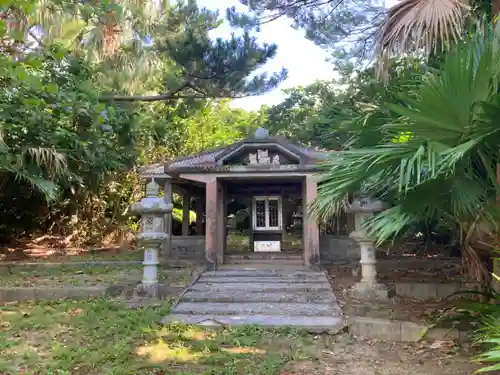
left=161, top=266, right=343, bottom=333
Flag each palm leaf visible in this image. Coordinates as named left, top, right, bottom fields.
left=313, top=23, right=500, bottom=247
left=375, top=0, right=470, bottom=77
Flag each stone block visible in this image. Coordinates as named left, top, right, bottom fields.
left=35, top=287, right=107, bottom=300
left=2, top=288, right=36, bottom=301
left=162, top=314, right=343, bottom=334
left=34, top=288, right=67, bottom=300
left=349, top=317, right=402, bottom=341
left=435, top=283, right=464, bottom=299
left=401, top=321, right=428, bottom=342
left=347, top=282, right=394, bottom=300
left=173, top=301, right=342, bottom=317
left=425, top=327, right=461, bottom=341
left=396, top=283, right=438, bottom=299
left=72, top=287, right=107, bottom=299
left=105, top=282, right=139, bottom=298
left=395, top=282, right=472, bottom=300
left=171, top=236, right=205, bottom=260
left=105, top=284, right=128, bottom=298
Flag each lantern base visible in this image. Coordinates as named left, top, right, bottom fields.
left=347, top=281, right=393, bottom=301
left=127, top=282, right=164, bottom=309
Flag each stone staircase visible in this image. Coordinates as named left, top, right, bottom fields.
left=224, top=252, right=303, bottom=267
left=161, top=265, right=343, bottom=333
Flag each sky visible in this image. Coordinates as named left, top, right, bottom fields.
left=196, top=0, right=338, bottom=111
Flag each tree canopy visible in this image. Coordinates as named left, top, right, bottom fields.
left=0, top=0, right=278, bottom=245
left=227, top=0, right=387, bottom=62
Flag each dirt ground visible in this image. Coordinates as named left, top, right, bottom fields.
left=282, top=334, right=478, bottom=375
left=328, top=258, right=464, bottom=284
left=327, top=258, right=467, bottom=324
left=0, top=233, right=142, bottom=263
left=0, top=245, right=142, bottom=263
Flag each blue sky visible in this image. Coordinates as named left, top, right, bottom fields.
left=196, top=0, right=338, bottom=111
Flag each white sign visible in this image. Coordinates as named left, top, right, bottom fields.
left=254, top=241, right=281, bottom=252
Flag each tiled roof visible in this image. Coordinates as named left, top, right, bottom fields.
left=140, top=129, right=333, bottom=175
left=168, top=147, right=233, bottom=168
left=166, top=139, right=331, bottom=169
left=287, top=143, right=331, bottom=160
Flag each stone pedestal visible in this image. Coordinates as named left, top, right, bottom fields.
left=130, top=179, right=173, bottom=302
left=347, top=198, right=391, bottom=300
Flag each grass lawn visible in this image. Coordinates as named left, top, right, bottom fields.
left=0, top=265, right=193, bottom=288
left=0, top=298, right=479, bottom=375
left=0, top=299, right=317, bottom=375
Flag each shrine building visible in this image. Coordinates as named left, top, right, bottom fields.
left=139, top=128, right=356, bottom=268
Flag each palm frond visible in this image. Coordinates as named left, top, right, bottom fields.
left=23, top=147, right=67, bottom=176
left=5, top=168, right=60, bottom=202
left=314, top=23, right=500, bottom=248
left=375, top=0, right=470, bottom=77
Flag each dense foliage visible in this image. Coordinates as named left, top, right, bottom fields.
left=0, top=0, right=278, bottom=246
left=3, top=0, right=500, bottom=371
left=313, top=25, right=500, bottom=284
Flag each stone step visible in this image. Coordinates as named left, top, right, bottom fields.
left=225, top=252, right=302, bottom=261
left=161, top=314, right=343, bottom=334
left=202, top=270, right=322, bottom=278
left=190, top=282, right=332, bottom=293
left=197, top=276, right=326, bottom=284
left=218, top=265, right=308, bottom=271
left=225, top=259, right=304, bottom=266
left=181, top=291, right=336, bottom=304
left=172, top=302, right=342, bottom=317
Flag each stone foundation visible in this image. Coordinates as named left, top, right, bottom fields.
left=395, top=282, right=479, bottom=299
left=163, top=235, right=365, bottom=265
left=319, top=235, right=358, bottom=264
left=169, top=236, right=205, bottom=260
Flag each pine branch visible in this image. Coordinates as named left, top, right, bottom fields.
left=99, top=79, right=263, bottom=102
left=99, top=91, right=259, bottom=102
left=99, top=93, right=205, bottom=102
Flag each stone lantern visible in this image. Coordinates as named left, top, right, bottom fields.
left=346, top=197, right=390, bottom=300
left=130, top=178, right=173, bottom=297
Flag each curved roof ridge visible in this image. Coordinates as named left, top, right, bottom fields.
left=140, top=128, right=334, bottom=175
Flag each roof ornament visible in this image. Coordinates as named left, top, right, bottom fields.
left=254, top=127, right=269, bottom=139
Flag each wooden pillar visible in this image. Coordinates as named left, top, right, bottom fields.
left=248, top=197, right=254, bottom=252
left=182, top=191, right=190, bottom=236
left=163, top=178, right=173, bottom=259
left=303, top=175, right=320, bottom=267
left=216, top=180, right=226, bottom=265
left=195, top=197, right=204, bottom=235
left=205, top=179, right=218, bottom=269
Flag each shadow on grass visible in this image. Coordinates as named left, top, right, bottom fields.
left=135, top=323, right=315, bottom=374
left=0, top=298, right=316, bottom=375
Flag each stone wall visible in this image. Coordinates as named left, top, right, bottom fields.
left=170, top=236, right=205, bottom=260
left=167, top=235, right=358, bottom=264
left=320, top=235, right=359, bottom=264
